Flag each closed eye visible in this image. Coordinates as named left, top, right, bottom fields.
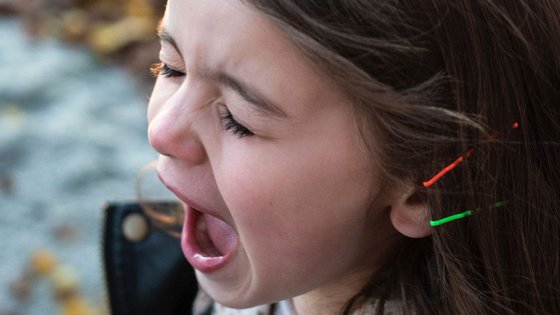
left=150, top=62, right=185, bottom=78
left=218, top=106, right=254, bottom=137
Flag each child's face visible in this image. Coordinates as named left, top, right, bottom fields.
left=148, top=0, right=395, bottom=307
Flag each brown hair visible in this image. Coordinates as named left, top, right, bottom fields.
left=246, top=1, right=560, bottom=314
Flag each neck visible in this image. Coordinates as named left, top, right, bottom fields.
left=291, top=268, right=372, bottom=315
left=291, top=228, right=401, bottom=315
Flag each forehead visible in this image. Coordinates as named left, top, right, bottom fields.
left=163, top=0, right=267, bottom=52
left=162, top=0, right=291, bottom=75
left=161, top=0, right=347, bottom=116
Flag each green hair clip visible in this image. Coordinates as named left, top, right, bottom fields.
left=430, top=201, right=508, bottom=227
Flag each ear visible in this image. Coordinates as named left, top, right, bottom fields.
left=388, top=187, right=433, bottom=238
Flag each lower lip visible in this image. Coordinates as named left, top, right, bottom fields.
left=181, top=206, right=235, bottom=273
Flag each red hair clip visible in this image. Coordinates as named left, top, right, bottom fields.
left=423, top=148, right=474, bottom=187
left=423, top=121, right=519, bottom=188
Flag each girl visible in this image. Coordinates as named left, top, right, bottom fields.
left=146, top=0, right=560, bottom=314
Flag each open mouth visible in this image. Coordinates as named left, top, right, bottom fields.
left=195, top=210, right=237, bottom=257
left=182, top=206, right=238, bottom=272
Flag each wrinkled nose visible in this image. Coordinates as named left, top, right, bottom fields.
left=148, top=106, right=205, bottom=165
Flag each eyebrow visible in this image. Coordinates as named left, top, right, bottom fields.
left=202, top=69, right=288, bottom=118
left=157, top=24, right=181, bottom=54
left=157, top=25, right=287, bottom=118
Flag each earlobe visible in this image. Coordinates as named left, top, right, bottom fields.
left=388, top=189, right=433, bottom=238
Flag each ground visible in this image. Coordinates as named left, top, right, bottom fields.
left=0, top=17, right=158, bottom=314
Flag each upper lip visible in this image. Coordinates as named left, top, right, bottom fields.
left=157, top=171, right=222, bottom=219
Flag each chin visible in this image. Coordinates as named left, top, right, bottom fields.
left=197, top=274, right=284, bottom=309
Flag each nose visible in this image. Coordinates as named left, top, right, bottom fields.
left=148, top=104, right=206, bottom=165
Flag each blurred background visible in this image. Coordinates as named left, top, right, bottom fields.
left=0, top=0, right=166, bottom=314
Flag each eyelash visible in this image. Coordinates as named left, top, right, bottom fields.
left=151, top=62, right=185, bottom=78
left=219, top=108, right=254, bottom=137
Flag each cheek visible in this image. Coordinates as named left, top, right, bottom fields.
left=217, top=141, right=377, bottom=264
left=221, top=144, right=375, bottom=220
left=219, top=157, right=379, bottom=299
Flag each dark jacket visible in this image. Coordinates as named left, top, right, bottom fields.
left=102, top=202, right=209, bottom=315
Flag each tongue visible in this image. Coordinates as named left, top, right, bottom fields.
left=203, top=214, right=237, bottom=257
